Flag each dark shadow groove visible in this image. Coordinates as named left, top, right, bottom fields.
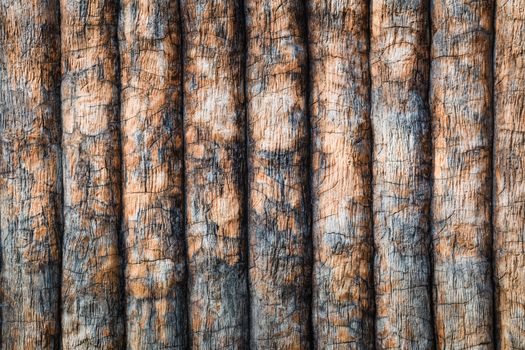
left=426, top=0, right=437, bottom=348
left=299, top=1, right=315, bottom=349
left=177, top=0, right=191, bottom=347
left=367, top=0, right=377, bottom=349
left=114, top=0, right=127, bottom=346
left=56, top=0, right=64, bottom=347
left=239, top=0, right=252, bottom=346
left=489, top=0, right=498, bottom=347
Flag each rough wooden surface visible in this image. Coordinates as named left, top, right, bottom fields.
left=370, top=1, right=434, bottom=348
left=308, top=1, right=374, bottom=348
left=494, top=1, right=525, bottom=349
left=60, top=0, right=125, bottom=348
left=245, top=0, right=311, bottom=348
left=430, top=0, right=494, bottom=348
left=0, top=1, right=62, bottom=348
left=181, top=0, right=249, bottom=348
left=118, top=0, right=188, bottom=348
left=1, top=1, right=525, bottom=348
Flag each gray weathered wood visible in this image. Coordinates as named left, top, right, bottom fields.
left=308, top=0, right=374, bottom=348
left=181, top=0, right=249, bottom=348
left=370, top=0, right=434, bottom=348
left=0, top=1, right=62, bottom=348
left=245, top=0, right=312, bottom=347
left=0, top=2, right=523, bottom=347
left=119, top=0, right=188, bottom=348
left=494, top=1, right=525, bottom=348
left=60, top=0, right=125, bottom=347
left=430, top=0, right=494, bottom=348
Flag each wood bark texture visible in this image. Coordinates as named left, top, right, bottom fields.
left=60, top=0, right=125, bottom=348
left=245, top=0, right=311, bottom=348
left=0, top=0, right=524, bottom=348
left=370, top=0, right=434, bottom=349
left=181, top=0, right=249, bottom=348
left=0, top=1, right=62, bottom=348
left=430, top=0, right=494, bottom=348
left=308, top=0, right=374, bottom=348
left=494, top=1, right=525, bottom=349
left=119, top=0, right=187, bottom=348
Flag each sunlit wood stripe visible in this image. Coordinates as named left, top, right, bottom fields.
left=430, top=0, right=494, bottom=348
left=181, top=0, right=249, bottom=348
left=60, top=0, right=124, bottom=347
left=0, top=1, right=62, bottom=348
left=308, top=0, right=374, bottom=348
left=370, top=0, right=434, bottom=348
left=119, top=0, right=188, bottom=348
left=494, top=1, right=525, bottom=348
left=245, top=0, right=312, bottom=347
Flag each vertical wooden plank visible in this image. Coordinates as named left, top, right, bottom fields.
left=370, top=1, right=434, bottom=349
left=494, top=2, right=525, bottom=348
left=430, top=0, right=494, bottom=348
left=60, top=0, right=125, bottom=348
left=0, top=1, right=62, bottom=348
left=118, top=0, right=188, bottom=348
left=307, top=1, right=374, bottom=348
left=245, top=0, right=311, bottom=348
left=181, top=0, right=249, bottom=348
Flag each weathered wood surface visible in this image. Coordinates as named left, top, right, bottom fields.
left=430, top=0, right=494, bottom=348
left=308, top=0, right=374, bottom=348
left=181, top=0, right=249, bottom=348
left=0, top=1, right=62, bottom=348
left=370, top=1, right=434, bottom=349
left=245, top=0, right=311, bottom=348
left=0, top=0, right=525, bottom=348
left=60, top=0, right=125, bottom=348
left=118, top=0, right=187, bottom=348
left=494, top=1, right=525, bottom=349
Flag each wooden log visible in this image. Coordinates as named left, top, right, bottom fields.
left=60, top=0, right=125, bottom=348
left=0, top=1, right=62, bottom=348
left=370, top=1, right=434, bottom=348
left=307, top=1, right=374, bottom=348
left=494, top=1, right=525, bottom=348
left=245, top=0, right=311, bottom=348
left=118, top=0, right=188, bottom=348
left=430, top=0, right=494, bottom=348
left=181, top=0, right=249, bottom=348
